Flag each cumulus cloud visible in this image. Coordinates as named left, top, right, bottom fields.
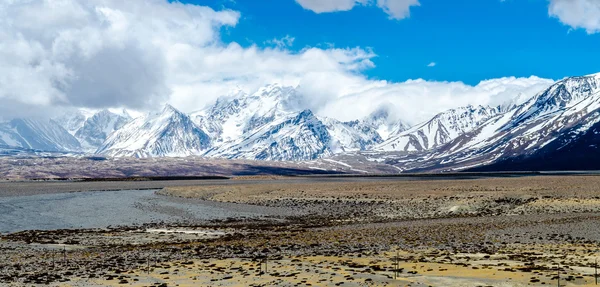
left=0, top=0, right=554, bottom=125
left=376, top=0, right=420, bottom=20
left=166, top=44, right=377, bottom=113
left=427, top=62, right=436, bottom=67
left=0, top=0, right=239, bottom=113
left=548, top=0, right=600, bottom=33
left=295, top=0, right=366, bottom=13
left=266, top=35, right=296, bottom=48
left=317, top=76, right=554, bottom=124
left=295, top=0, right=418, bottom=19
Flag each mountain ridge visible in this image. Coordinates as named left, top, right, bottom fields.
left=4, top=73, right=600, bottom=173
left=380, top=73, right=600, bottom=172
left=96, top=105, right=211, bottom=158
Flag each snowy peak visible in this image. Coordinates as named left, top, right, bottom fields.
left=211, top=83, right=298, bottom=115
left=498, top=92, right=527, bottom=113
left=204, top=106, right=385, bottom=161
left=113, top=108, right=133, bottom=119
left=152, top=104, right=198, bottom=124
left=376, top=105, right=499, bottom=152
left=160, top=104, right=190, bottom=118
left=74, top=109, right=132, bottom=151
left=196, top=83, right=386, bottom=161
left=324, top=118, right=383, bottom=153
left=510, top=75, right=600, bottom=126
left=364, top=104, right=395, bottom=125
left=0, top=119, right=81, bottom=152
left=53, top=109, right=97, bottom=135
left=262, top=84, right=304, bottom=112
left=403, top=73, right=600, bottom=172
left=434, top=105, right=499, bottom=130
left=206, top=109, right=333, bottom=161
left=192, top=84, right=302, bottom=143
left=362, top=105, right=410, bottom=140
left=96, top=105, right=210, bottom=158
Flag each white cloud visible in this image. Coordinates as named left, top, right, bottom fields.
left=166, top=44, right=377, bottom=113
left=0, top=0, right=239, bottom=115
left=295, top=0, right=365, bottom=13
left=427, top=62, right=436, bottom=67
left=317, top=76, right=554, bottom=124
left=376, top=0, right=420, bottom=20
left=549, top=0, right=600, bottom=34
left=0, top=0, right=554, bottom=125
left=266, top=35, right=296, bottom=48
left=295, top=0, right=418, bottom=19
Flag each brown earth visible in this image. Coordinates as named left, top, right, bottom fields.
left=159, top=175, right=600, bottom=220
left=161, top=175, right=600, bottom=201
left=3, top=175, right=600, bottom=286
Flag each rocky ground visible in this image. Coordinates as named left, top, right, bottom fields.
left=3, top=175, right=600, bottom=286
left=0, top=156, right=399, bottom=180
left=160, top=175, right=600, bottom=220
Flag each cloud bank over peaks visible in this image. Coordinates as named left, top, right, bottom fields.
left=316, top=76, right=554, bottom=124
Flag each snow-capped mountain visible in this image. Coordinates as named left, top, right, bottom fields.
left=9, top=73, right=600, bottom=173
left=376, top=105, right=500, bottom=152
left=204, top=109, right=385, bottom=161
left=497, top=92, right=530, bottom=113
left=455, top=73, right=600, bottom=158
left=193, top=84, right=385, bottom=161
left=191, top=84, right=302, bottom=144
left=324, top=118, right=383, bottom=152
left=96, top=105, right=210, bottom=157
left=471, top=118, right=600, bottom=172
left=53, top=109, right=97, bottom=135
left=4, top=84, right=393, bottom=160
left=362, top=105, right=409, bottom=140
left=74, top=110, right=132, bottom=151
left=387, top=73, right=600, bottom=172
left=205, top=110, right=333, bottom=160
left=0, top=119, right=81, bottom=152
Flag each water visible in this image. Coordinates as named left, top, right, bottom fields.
left=0, top=189, right=263, bottom=233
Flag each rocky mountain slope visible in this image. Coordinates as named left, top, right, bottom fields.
left=96, top=105, right=210, bottom=157
left=6, top=74, right=600, bottom=173
left=191, top=85, right=301, bottom=144
left=193, top=84, right=386, bottom=161
left=74, top=110, right=132, bottom=151
left=0, top=119, right=80, bottom=152
left=53, top=110, right=96, bottom=136
left=383, top=73, right=600, bottom=172
left=376, top=105, right=500, bottom=152
left=204, top=110, right=334, bottom=160
left=53, top=109, right=133, bottom=152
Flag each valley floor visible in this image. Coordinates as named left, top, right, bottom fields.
left=3, top=175, right=600, bottom=286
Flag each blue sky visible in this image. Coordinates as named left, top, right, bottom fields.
left=183, top=0, right=600, bottom=85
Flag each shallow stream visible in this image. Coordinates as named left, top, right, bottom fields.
left=0, top=189, right=267, bottom=233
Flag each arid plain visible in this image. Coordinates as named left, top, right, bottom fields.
left=3, top=174, right=600, bottom=286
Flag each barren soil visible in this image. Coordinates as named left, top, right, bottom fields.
left=160, top=175, right=600, bottom=220
left=3, top=175, right=600, bottom=286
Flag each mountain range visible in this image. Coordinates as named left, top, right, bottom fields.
left=3, top=73, right=600, bottom=172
